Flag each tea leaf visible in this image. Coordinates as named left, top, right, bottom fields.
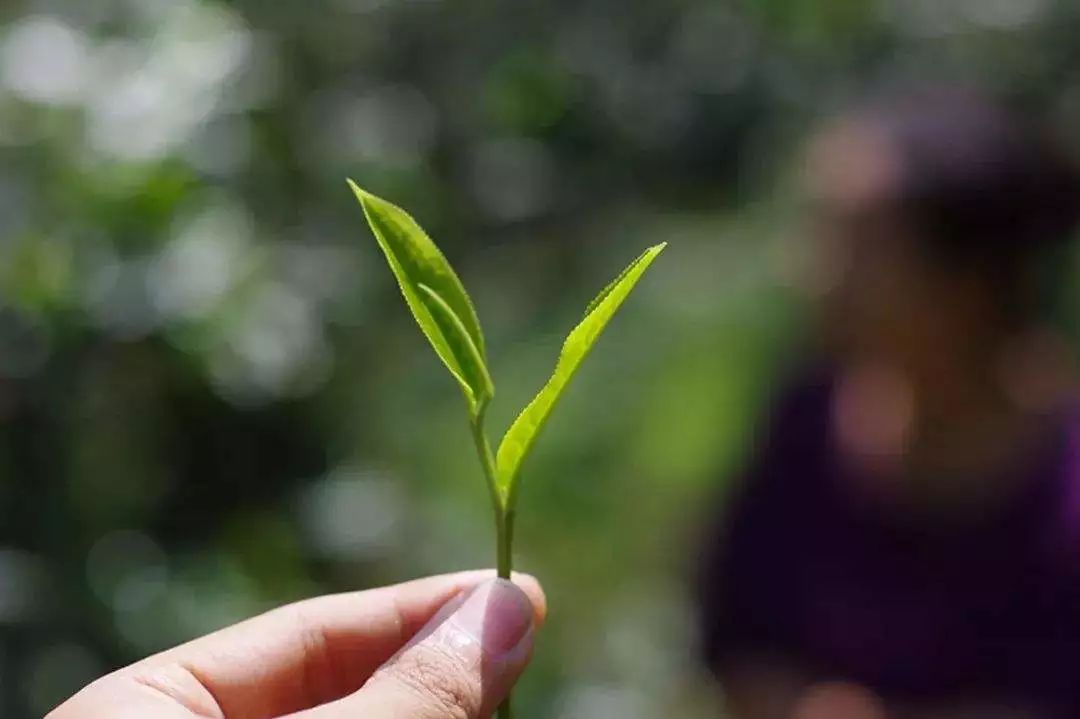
left=495, top=243, right=666, bottom=506
left=418, top=283, right=494, bottom=413
left=581, top=249, right=643, bottom=318
left=349, top=180, right=491, bottom=411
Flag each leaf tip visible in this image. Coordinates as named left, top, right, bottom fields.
left=346, top=178, right=374, bottom=204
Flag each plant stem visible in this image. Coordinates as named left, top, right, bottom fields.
left=495, top=512, right=515, bottom=719
left=497, top=508, right=515, bottom=579
left=469, top=413, right=515, bottom=719
left=470, top=414, right=512, bottom=578
left=470, top=412, right=502, bottom=546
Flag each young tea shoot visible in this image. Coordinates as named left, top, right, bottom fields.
left=349, top=180, right=665, bottom=718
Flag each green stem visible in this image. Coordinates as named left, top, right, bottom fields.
left=470, top=413, right=506, bottom=573
left=469, top=412, right=515, bottom=719
left=497, top=508, right=515, bottom=579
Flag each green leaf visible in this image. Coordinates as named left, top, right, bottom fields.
left=581, top=249, right=642, bottom=318
left=348, top=180, right=492, bottom=412
left=417, top=283, right=494, bottom=413
left=495, top=242, right=666, bottom=507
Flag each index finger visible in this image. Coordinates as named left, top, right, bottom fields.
left=120, top=570, right=546, bottom=718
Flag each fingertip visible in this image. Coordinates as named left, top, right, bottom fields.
left=416, top=565, right=544, bottom=626
left=334, top=577, right=537, bottom=719
left=433, top=570, right=546, bottom=628
left=508, top=572, right=547, bottom=628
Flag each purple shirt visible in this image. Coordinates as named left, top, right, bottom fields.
left=699, top=370, right=1080, bottom=716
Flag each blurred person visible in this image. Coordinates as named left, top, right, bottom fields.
left=698, top=89, right=1080, bottom=719
left=49, top=571, right=545, bottom=719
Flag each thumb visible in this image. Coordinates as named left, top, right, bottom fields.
left=291, top=578, right=537, bottom=719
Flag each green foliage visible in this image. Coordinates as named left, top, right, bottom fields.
left=352, top=181, right=665, bottom=719
left=351, top=181, right=663, bottom=519
left=348, top=180, right=492, bottom=416
left=496, top=243, right=666, bottom=509
left=417, top=282, right=494, bottom=415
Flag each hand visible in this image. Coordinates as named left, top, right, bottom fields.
left=49, top=570, right=546, bottom=719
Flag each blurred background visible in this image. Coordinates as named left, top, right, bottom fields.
left=3, top=0, right=1080, bottom=717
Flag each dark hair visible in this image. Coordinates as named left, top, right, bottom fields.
left=860, top=88, right=1079, bottom=315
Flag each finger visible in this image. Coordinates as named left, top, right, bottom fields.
left=50, top=570, right=545, bottom=719
left=286, top=578, right=536, bottom=719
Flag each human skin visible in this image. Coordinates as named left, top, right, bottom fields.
left=49, top=571, right=546, bottom=719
